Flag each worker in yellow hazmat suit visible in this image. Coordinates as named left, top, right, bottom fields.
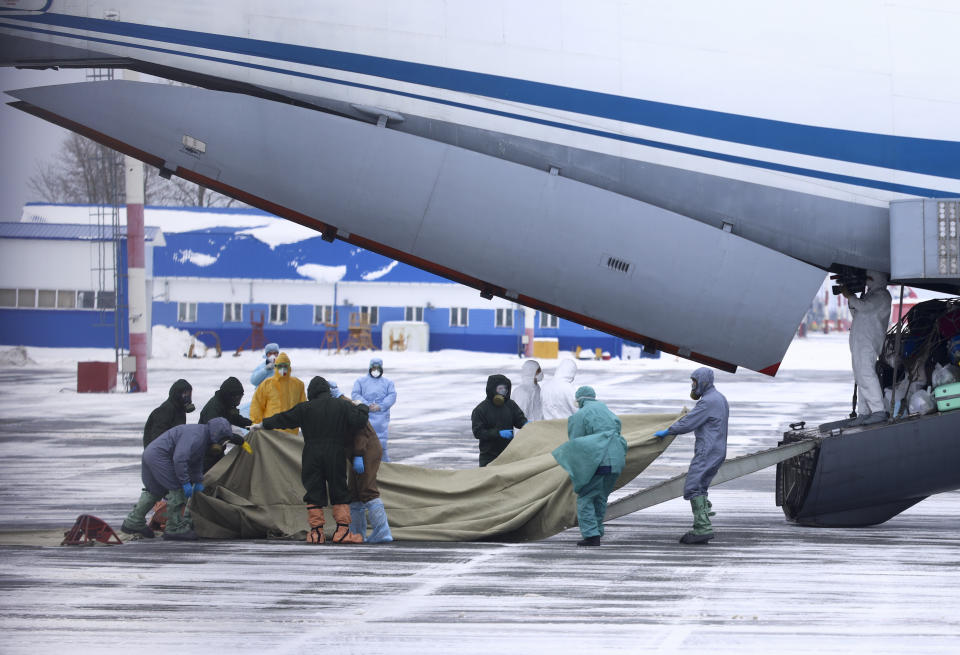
left=250, top=352, right=305, bottom=434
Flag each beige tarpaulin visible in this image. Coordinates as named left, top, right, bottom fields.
left=191, top=413, right=678, bottom=542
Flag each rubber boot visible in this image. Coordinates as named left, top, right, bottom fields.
left=121, top=489, right=160, bottom=538
left=306, top=504, right=325, bottom=544
left=679, top=496, right=714, bottom=545
left=365, top=498, right=393, bottom=544
left=577, top=535, right=601, bottom=547
left=330, top=504, right=363, bottom=543
left=349, top=501, right=367, bottom=539
left=162, top=488, right=198, bottom=540
left=706, top=499, right=716, bottom=517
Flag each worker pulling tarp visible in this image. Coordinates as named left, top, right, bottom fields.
left=191, top=413, right=678, bottom=542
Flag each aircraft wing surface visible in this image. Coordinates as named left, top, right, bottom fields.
left=7, top=81, right=826, bottom=374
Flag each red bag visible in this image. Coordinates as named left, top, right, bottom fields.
left=938, top=309, right=960, bottom=340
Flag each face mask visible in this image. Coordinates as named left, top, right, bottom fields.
left=370, top=367, right=383, bottom=378
left=535, top=371, right=544, bottom=383
left=231, top=394, right=243, bottom=408
left=180, top=391, right=195, bottom=412
left=493, top=394, right=505, bottom=407
left=277, top=365, right=290, bottom=377
left=267, top=354, right=277, bottom=365
left=690, top=380, right=701, bottom=401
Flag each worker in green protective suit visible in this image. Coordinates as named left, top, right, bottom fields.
left=551, top=386, right=628, bottom=547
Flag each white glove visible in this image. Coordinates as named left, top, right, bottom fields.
left=369, top=403, right=381, bottom=412
left=249, top=423, right=263, bottom=430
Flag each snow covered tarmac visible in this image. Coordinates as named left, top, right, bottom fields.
left=1, top=334, right=958, bottom=654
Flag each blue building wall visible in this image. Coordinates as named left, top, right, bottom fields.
left=153, top=299, right=627, bottom=355
left=0, top=308, right=121, bottom=348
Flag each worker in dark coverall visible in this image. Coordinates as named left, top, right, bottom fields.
left=199, top=376, right=252, bottom=472
left=143, top=379, right=195, bottom=448
left=252, top=376, right=369, bottom=544
left=654, top=367, right=729, bottom=544
left=552, top=386, right=628, bottom=547
left=121, top=417, right=238, bottom=541
left=471, top=374, right=527, bottom=467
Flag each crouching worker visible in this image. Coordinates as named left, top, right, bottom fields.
left=654, top=367, right=729, bottom=545
left=252, top=376, right=369, bottom=544
left=552, top=386, right=627, bottom=547
left=121, top=417, right=237, bottom=541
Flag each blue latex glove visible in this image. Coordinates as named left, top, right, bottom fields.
left=182, top=483, right=193, bottom=498
left=353, top=455, right=365, bottom=475
left=193, top=482, right=204, bottom=494
left=654, top=429, right=670, bottom=439
left=499, top=429, right=514, bottom=439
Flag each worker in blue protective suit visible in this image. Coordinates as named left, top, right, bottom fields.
left=841, top=270, right=892, bottom=426
left=250, top=342, right=281, bottom=388
left=552, top=386, right=627, bottom=547
left=351, top=358, right=397, bottom=462
left=654, top=367, right=728, bottom=545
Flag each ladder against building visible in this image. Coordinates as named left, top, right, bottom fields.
left=341, top=312, right=375, bottom=352
left=320, top=312, right=341, bottom=353
left=234, top=310, right=266, bottom=356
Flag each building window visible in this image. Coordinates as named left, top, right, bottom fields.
left=450, top=307, right=469, bottom=327
left=57, top=290, right=76, bottom=308
left=405, top=306, right=424, bottom=322
left=97, top=291, right=116, bottom=310
left=270, top=303, right=288, bottom=324
left=178, top=302, right=197, bottom=323
left=0, top=289, right=16, bottom=307
left=314, top=305, right=334, bottom=325
left=17, top=289, right=36, bottom=308
left=224, top=303, right=243, bottom=323
left=78, top=291, right=96, bottom=309
left=359, top=305, right=378, bottom=325
left=539, top=312, right=559, bottom=329
left=495, top=308, right=513, bottom=328
left=37, top=290, right=57, bottom=308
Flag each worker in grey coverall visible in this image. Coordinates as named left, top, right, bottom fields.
left=121, top=417, right=238, bottom=541
left=654, top=367, right=728, bottom=544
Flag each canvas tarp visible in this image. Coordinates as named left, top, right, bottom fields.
left=191, top=413, right=678, bottom=542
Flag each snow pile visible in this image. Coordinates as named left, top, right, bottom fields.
left=362, top=260, right=399, bottom=280
left=173, top=249, right=218, bottom=267
left=151, top=325, right=204, bottom=359
left=296, top=263, right=346, bottom=282
left=237, top=221, right=319, bottom=248
left=0, top=346, right=36, bottom=367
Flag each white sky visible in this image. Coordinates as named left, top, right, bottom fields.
left=0, top=67, right=85, bottom=221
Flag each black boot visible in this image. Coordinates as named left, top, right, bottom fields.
left=120, top=521, right=155, bottom=539
left=577, top=535, right=601, bottom=547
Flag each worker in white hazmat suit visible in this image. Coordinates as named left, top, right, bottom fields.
left=541, top=359, right=578, bottom=420
left=841, top=270, right=892, bottom=426
left=511, top=359, right=544, bottom=421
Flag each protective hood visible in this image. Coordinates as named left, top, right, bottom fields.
left=691, top=367, right=715, bottom=397
left=218, top=376, right=244, bottom=398
left=369, top=357, right=383, bottom=369
left=205, top=417, right=234, bottom=444
left=519, top=360, right=541, bottom=384
left=866, top=270, right=889, bottom=291
left=328, top=380, right=342, bottom=398
left=273, top=352, right=292, bottom=377
left=264, top=342, right=279, bottom=356
left=485, top=374, right=512, bottom=401
left=168, top=378, right=192, bottom=407
left=574, top=385, right=596, bottom=407
left=554, top=359, right=577, bottom=383
left=307, top=376, right=331, bottom=400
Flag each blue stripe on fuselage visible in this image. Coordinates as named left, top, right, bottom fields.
left=5, top=12, right=960, bottom=192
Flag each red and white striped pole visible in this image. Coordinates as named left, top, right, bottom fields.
left=124, top=71, right=147, bottom=391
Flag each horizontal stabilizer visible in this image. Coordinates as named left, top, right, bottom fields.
left=8, top=81, right=826, bottom=373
